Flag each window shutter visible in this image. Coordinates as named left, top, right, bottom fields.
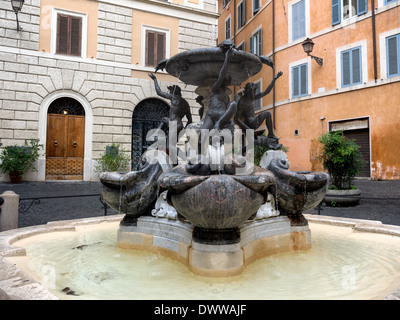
left=342, top=51, right=351, bottom=86
left=57, top=15, right=69, bottom=54
left=258, top=29, right=262, bottom=55
left=70, top=17, right=82, bottom=56
left=225, top=18, right=231, bottom=39
left=253, top=82, right=261, bottom=110
left=387, top=35, right=399, bottom=77
left=146, top=31, right=155, bottom=66
left=253, top=0, right=260, bottom=14
left=250, top=34, right=254, bottom=54
left=242, top=0, right=246, bottom=27
left=341, top=47, right=362, bottom=87
left=352, top=47, right=361, bottom=84
left=156, top=33, right=166, bottom=65
left=293, top=66, right=300, bottom=97
left=292, top=0, right=306, bottom=41
left=332, top=0, right=341, bottom=26
left=300, top=64, right=308, bottom=96
left=357, top=0, right=367, bottom=15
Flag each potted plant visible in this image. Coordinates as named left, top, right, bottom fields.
left=94, top=143, right=131, bottom=173
left=0, top=139, right=43, bottom=183
left=318, top=131, right=364, bottom=206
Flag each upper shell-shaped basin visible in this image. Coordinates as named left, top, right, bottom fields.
left=165, top=47, right=263, bottom=86
left=158, top=165, right=276, bottom=229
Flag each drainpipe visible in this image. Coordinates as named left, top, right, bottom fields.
left=272, top=0, right=276, bottom=129
left=372, top=0, right=378, bottom=82
left=233, top=0, right=237, bottom=96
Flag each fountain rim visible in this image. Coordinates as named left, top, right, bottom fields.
left=1, top=214, right=400, bottom=300
left=165, top=46, right=263, bottom=86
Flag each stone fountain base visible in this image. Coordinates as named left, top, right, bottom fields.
left=117, top=215, right=311, bottom=277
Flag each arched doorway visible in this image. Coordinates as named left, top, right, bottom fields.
left=131, top=99, right=170, bottom=170
left=46, top=97, right=86, bottom=180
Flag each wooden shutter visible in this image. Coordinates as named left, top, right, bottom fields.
left=57, top=15, right=69, bottom=54
left=357, top=0, right=367, bottom=15
left=146, top=30, right=166, bottom=67
left=387, top=35, right=399, bottom=77
left=157, top=33, right=165, bottom=65
left=70, top=17, right=82, bottom=56
left=146, top=31, right=155, bottom=66
left=56, top=14, right=82, bottom=56
left=332, top=0, right=341, bottom=26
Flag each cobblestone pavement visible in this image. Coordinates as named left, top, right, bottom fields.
left=305, top=180, right=400, bottom=226
left=0, top=181, right=119, bottom=228
left=0, top=179, right=399, bottom=228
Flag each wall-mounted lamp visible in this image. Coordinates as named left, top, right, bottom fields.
left=302, top=38, right=323, bottom=66
left=11, top=0, right=25, bottom=31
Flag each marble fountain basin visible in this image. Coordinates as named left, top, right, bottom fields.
left=158, top=164, right=276, bottom=236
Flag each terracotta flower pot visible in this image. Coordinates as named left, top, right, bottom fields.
left=324, top=188, right=361, bottom=207
left=9, top=171, right=22, bottom=184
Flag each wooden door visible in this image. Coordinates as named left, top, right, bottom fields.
left=46, top=114, right=85, bottom=180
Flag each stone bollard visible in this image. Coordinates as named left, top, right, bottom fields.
left=0, top=191, right=19, bottom=231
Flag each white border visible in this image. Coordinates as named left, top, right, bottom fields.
left=38, top=91, right=93, bottom=181
left=289, top=56, right=312, bottom=99
left=140, top=25, right=171, bottom=70
left=288, top=0, right=310, bottom=44
left=335, top=39, right=368, bottom=89
left=379, top=27, right=400, bottom=79
left=50, top=8, right=88, bottom=58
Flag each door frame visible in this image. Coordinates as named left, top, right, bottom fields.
left=39, top=91, right=93, bottom=181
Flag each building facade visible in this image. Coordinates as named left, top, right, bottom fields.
left=218, top=0, right=400, bottom=180
left=0, top=0, right=218, bottom=181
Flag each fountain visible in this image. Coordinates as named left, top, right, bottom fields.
left=98, top=42, right=330, bottom=277
left=2, top=43, right=400, bottom=301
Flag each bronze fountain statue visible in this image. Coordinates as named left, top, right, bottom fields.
left=99, top=42, right=329, bottom=246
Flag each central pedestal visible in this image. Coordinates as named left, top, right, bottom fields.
left=117, top=216, right=311, bottom=277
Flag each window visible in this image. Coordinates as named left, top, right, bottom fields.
left=250, top=29, right=262, bottom=56
left=56, top=14, right=82, bottom=56
left=145, top=30, right=166, bottom=67
left=332, top=0, right=367, bottom=26
left=253, top=0, right=261, bottom=15
left=386, top=34, right=400, bottom=77
left=237, top=41, right=245, bottom=51
left=225, top=17, right=231, bottom=40
left=292, top=0, right=306, bottom=42
left=341, top=46, right=362, bottom=87
left=292, top=63, right=308, bottom=98
left=253, top=82, right=261, bottom=110
left=237, top=0, right=246, bottom=29
left=384, top=0, right=396, bottom=5
left=223, top=0, right=232, bottom=8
